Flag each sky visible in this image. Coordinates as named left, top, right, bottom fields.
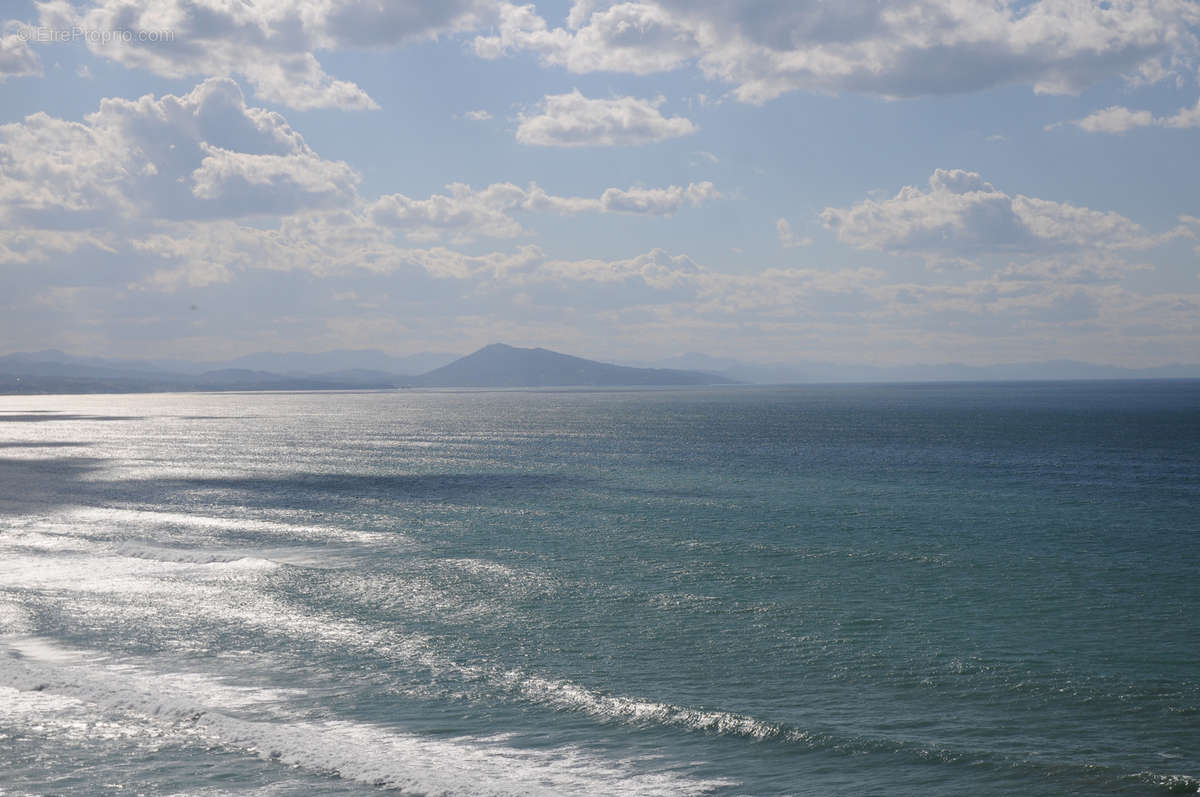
left=1, top=0, right=1198, bottom=367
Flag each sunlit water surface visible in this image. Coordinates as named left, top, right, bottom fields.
left=1, top=383, right=1197, bottom=795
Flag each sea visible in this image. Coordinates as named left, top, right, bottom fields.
left=0, top=381, right=1197, bottom=796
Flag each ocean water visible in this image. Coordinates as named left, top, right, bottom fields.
left=0, top=382, right=1197, bottom=796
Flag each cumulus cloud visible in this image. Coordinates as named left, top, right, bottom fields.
left=0, top=32, right=41, bottom=80
left=462, top=109, right=493, bottom=120
left=34, top=0, right=500, bottom=109
left=596, top=182, right=719, bottom=213
left=21, top=0, right=1200, bottom=110
left=370, top=180, right=720, bottom=242
left=475, top=0, right=1200, bottom=103
left=0, top=112, right=134, bottom=229
left=516, top=90, right=696, bottom=147
left=1163, top=98, right=1200, bottom=127
left=474, top=1, right=698, bottom=74
left=1070, top=105, right=1156, bottom=133
left=820, top=169, right=1177, bottom=266
left=370, top=183, right=530, bottom=242
left=1058, top=97, right=1200, bottom=132
left=190, top=147, right=360, bottom=215
left=0, top=78, right=359, bottom=228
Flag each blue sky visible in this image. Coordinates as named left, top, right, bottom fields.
left=1, top=0, right=1198, bottom=366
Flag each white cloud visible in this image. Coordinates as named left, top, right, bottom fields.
left=1055, top=97, right=1200, bottom=133
left=515, top=90, right=696, bottom=147
left=370, top=183, right=530, bottom=242
left=139, top=259, right=235, bottom=292
left=370, top=180, right=720, bottom=242
left=0, top=78, right=359, bottom=228
left=1163, top=97, right=1200, bottom=127
left=122, top=214, right=406, bottom=288
left=190, top=146, right=360, bottom=215
left=996, top=256, right=1150, bottom=284
left=776, top=218, right=812, bottom=249
left=536, top=248, right=704, bottom=289
left=0, top=32, right=41, bottom=80
left=9, top=211, right=1199, bottom=366
left=0, top=228, right=116, bottom=265
left=475, top=0, right=1200, bottom=103
left=20, top=0, right=1200, bottom=111
left=474, top=1, right=698, bottom=75
left=0, top=111, right=134, bottom=229
left=34, top=0, right=501, bottom=110
left=462, top=109, right=493, bottom=121
left=1071, top=105, right=1156, bottom=133
left=820, top=169, right=1176, bottom=266
left=597, top=182, right=719, bottom=214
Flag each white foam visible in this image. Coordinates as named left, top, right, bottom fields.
left=0, top=640, right=733, bottom=796
left=0, top=684, right=87, bottom=715
left=1131, top=771, right=1200, bottom=793
left=0, top=538, right=452, bottom=672
left=112, top=542, right=286, bottom=568
left=2, top=506, right=793, bottom=768
left=63, top=506, right=391, bottom=545
left=0, top=549, right=278, bottom=597
left=508, top=673, right=805, bottom=742
left=0, top=516, right=343, bottom=571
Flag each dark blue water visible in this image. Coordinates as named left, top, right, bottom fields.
left=1, top=382, right=1197, bottom=795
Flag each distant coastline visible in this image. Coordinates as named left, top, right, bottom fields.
left=1, top=343, right=1197, bottom=395
left=0, top=343, right=733, bottom=394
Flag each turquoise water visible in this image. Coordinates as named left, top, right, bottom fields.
left=1, top=382, right=1197, bottom=796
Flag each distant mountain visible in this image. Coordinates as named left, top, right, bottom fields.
left=0, top=352, right=403, bottom=394
left=2, top=346, right=1198, bottom=395
left=211, top=350, right=459, bottom=376
left=0, top=349, right=458, bottom=378
left=414, top=344, right=736, bottom=388
left=637, top=354, right=1200, bottom=384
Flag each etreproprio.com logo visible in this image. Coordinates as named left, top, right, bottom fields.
left=18, top=26, right=176, bottom=44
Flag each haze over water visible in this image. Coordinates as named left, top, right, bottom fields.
left=1, top=382, right=1197, bottom=796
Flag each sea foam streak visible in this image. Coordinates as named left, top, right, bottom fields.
left=0, top=639, right=733, bottom=796
left=64, top=506, right=394, bottom=545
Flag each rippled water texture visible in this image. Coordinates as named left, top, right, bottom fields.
left=1, top=383, right=1197, bottom=795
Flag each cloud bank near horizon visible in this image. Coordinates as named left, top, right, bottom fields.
left=2, top=1, right=1198, bottom=366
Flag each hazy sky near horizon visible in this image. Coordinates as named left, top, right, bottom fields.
left=1, top=0, right=1198, bottom=366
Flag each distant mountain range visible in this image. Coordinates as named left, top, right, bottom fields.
left=627, top=352, right=1200, bottom=384
left=0, top=344, right=732, bottom=394
left=0, top=345, right=1196, bottom=395
left=0, top=348, right=460, bottom=377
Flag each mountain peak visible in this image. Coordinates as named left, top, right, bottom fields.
left=414, top=344, right=733, bottom=388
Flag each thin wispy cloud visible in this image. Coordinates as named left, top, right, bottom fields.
left=776, top=219, right=812, bottom=249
